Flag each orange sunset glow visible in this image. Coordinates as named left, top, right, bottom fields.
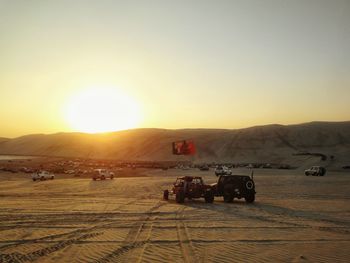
left=0, top=1, right=349, bottom=137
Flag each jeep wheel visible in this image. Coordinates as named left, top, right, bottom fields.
left=51, top=176, right=54, bottom=180
left=305, top=172, right=309, bottom=176
left=176, top=191, right=185, bottom=203
left=110, top=175, right=114, bottom=179
left=163, top=190, right=169, bottom=200
left=93, top=178, right=96, bottom=181
left=223, top=193, right=233, bottom=203
left=245, top=194, right=255, bottom=203
left=204, top=191, right=214, bottom=203
left=101, top=176, right=105, bottom=180
left=40, top=177, right=45, bottom=181
left=32, top=178, right=36, bottom=181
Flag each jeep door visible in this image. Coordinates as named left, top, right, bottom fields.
left=191, top=178, right=202, bottom=198
left=217, top=176, right=226, bottom=194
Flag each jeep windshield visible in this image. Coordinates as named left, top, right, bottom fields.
left=175, top=179, right=185, bottom=186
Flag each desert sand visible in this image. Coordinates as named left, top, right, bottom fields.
left=0, top=168, right=349, bottom=263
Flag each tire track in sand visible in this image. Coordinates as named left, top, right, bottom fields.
left=93, top=200, right=164, bottom=263
left=176, top=206, right=200, bottom=263
left=0, top=199, right=138, bottom=263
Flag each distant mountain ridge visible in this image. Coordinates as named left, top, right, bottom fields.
left=0, top=122, right=349, bottom=165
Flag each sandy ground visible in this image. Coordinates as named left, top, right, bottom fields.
left=0, top=169, right=349, bottom=263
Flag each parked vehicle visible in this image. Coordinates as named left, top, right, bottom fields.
left=212, top=174, right=256, bottom=203
left=199, top=165, right=209, bottom=171
left=20, top=167, right=34, bottom=173
left=92, top=169, right=114, bottom=180
left=32, top=171, right=55, bottom=181
left=304, top=166, right=326, bottom=176
left=163, top=176, right=214, bottom=203
left=278, top=164, right=291, bottom=169
left=214, top=165, right=232, bottom=176
left=262, top=163, right=272, bottom=169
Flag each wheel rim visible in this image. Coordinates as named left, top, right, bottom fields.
left=246, top=181, right=254, bottom=190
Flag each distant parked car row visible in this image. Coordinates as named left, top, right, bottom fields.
left=30, top=168, right=116, bottom=182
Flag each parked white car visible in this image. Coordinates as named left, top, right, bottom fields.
left=215, top=166, right=232, bottom=176
left=92, top=169, right=114, bottom=180
left=32, top=171, right=55, bottom=181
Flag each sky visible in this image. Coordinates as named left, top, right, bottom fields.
left=0, top=0, right=349, bottom=138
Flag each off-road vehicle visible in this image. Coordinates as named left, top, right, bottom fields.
left=163, top=176, right=214, bottom=204
left=212, top=174, right=256, bottom=203
left=304, top=166, right=326, bottom=176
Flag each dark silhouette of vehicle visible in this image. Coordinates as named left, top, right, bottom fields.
left=304, top=166, right=326, bottom=176
left=163, top=176, right=214, bottom=204
left=199, top=165, right=209, bottom=171
left=212, top=174, right=256, bottom=203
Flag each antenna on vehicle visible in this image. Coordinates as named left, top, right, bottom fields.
left=251, top=170, right=254, bottom=179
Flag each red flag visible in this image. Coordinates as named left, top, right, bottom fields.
left=172, top=140, right=196, bottom=155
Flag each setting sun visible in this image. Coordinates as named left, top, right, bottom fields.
left=63, top=87, right=141, bottom=133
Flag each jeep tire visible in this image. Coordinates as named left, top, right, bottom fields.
left=163, top=190, right=169, bottom=200
left=224, top=192, right=233, bottom=203
left=204, top=191, right=214, bottom=203
left=245, top=193, right=255, bottom=203
left=176, top=191, right=185, bottom=203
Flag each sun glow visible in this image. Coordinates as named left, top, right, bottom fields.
left=64, top=87, right=141, bottom=133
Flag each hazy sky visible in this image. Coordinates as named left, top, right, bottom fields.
left=0, top=0, right=349, bottom=137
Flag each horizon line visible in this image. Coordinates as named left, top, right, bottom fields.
left=2, top=120, right=350, bottom=140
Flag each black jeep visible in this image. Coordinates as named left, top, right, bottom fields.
left=212, top=174, right=256, bottom=203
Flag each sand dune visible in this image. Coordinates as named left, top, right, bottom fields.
left=0, top=122, right=349, bottom=165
